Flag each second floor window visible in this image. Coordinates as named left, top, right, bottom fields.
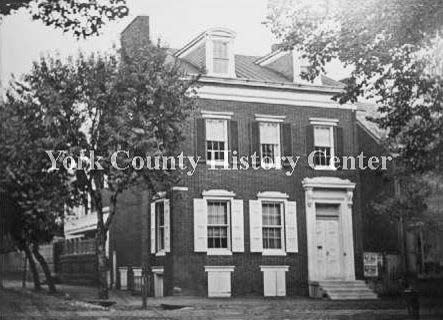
left=262, top=202, right=283, bottom=250
left=206, top=119, right=228, bottom=165
left=213, top=40, right=229, bottom=74
left=313, top=125, right=334, bottom=167
left=207, top=200, right=229, bottom=249
left=259, top=122, right=281, bottom=167
left=155, top=201, right=165, bottom=252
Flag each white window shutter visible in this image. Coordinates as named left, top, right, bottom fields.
left=285, top=201, right=298, bottom=253
left=193, top=198, right=207, bottom=252
left=231, top=199, right=244, bottom=252
left=249, top=200, right=263, bottom=252
left=276, top=270, right=286, bottom=296
left=263, top=270, right=275, bottom=296
left=150, top=202, right=156, bottom=253
left=164, top=199, right=170, bottom=252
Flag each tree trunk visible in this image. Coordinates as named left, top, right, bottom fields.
left=22, top=254, right=27, bottom=288
left=96, top=226, right=108, bottom=299
left=23, top=245, right=41, bottom=291
left=31, top=244, right=56, bottom=293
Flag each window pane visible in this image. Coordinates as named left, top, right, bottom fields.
left=207, top=201, right=228, bottom=249
left=260, top=122, right=280, bottom=144
left=206, top=119, right=226, bottom=141
left=314, top=126, right=331, bottom=147
left=314, top=146, right=331, bottom=166
left=155, top=202, right=165, bottom=251
left=208, top=201, right=228, bottom=224
left=262, top=202, right=282, bottom=249
left=213, top=59, right=229, bottom=74
left=262, top=203, right=281, bottom=226
left=213, top=41, right=228, bottom=59
left=207, top=141, right=225, bottom=161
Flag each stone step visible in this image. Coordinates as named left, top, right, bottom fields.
left=318, top=281, right=378, bottom=300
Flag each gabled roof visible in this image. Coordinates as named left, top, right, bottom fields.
left=175, top=52, right=344, bottom=88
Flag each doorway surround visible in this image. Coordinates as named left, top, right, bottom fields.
left=302, top=177, right=356, bottom=283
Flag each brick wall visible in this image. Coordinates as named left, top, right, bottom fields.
left=143, top=98, right=365, bottom=296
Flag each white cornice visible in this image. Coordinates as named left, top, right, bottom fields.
left=204, top=266, right=235, bottom=272
left=302, top=177, right=356, bottom=190
left=257, top=191, right=289, bottom=199
left=196, top=84, right=356, bottom=110
left=202, top=189, right=236, bottom=198
left=255, top=114, right=286, bottom=123
left=201, top=110, right=233, bottom=119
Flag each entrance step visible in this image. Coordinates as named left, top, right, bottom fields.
left=311, top=281, right=378, bottom=300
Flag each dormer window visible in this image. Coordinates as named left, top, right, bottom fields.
left=213, top=40, right=229, bottom=74
left=174, top=27, right=236, bottom=78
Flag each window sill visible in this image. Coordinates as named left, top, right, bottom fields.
left=206, top=161, right=229, bottom=168
left=262, top=250, right=287, bottom=256
left=207, top=249, right=232, bottom=256
left=314, top=165, right=337, bottom=171
left=155, top=251, right=166, bottom=256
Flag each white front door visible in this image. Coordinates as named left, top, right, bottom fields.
left=316, top=216, right=342, bottom=279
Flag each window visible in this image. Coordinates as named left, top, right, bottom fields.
left=206, top=119, right=228, bottom=165
left=155, top=202, right=165, bottom=252
left=213, top=40, right=229, bottom=74
left=207, top=201, right=229, bottom=249
left=313, top=125, right=334, bottom=167
left=259, top=122, right=281, bottom=168
left=262, top=202, right=283, bottom=249
left=151, top=199, right=170, bottom=254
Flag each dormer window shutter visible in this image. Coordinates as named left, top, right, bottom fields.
left=195, top=118, right=206, bottom=161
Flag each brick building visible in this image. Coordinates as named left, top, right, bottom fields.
left=66, top=16, right=387, bottom=299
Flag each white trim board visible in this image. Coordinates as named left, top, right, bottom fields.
left=196, top=84, right=356, bottom=110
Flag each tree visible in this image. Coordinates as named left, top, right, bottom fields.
left=0, top=95, right=76, bottom=293
left=6, top=44, right=198, bottom=299
left=266, top=0, right=443, bottom=173
left=0, top=0, right=129, bottom=37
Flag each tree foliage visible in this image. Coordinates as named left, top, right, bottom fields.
left=266, top=0, right=443, bottom=173
left=0, top=83, right=77, bottom=292
left=0, top=0, right=129, bottom=37
left=3, top=44, right=198, bottom=298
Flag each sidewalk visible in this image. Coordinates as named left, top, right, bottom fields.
left=2, top=280, right=443, bottom=319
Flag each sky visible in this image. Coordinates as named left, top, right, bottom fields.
left=0, top=0, right=349, bottom=87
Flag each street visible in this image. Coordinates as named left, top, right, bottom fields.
left=2, top=285, right=443, bottom=320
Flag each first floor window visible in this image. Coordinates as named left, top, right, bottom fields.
left=155, top=201, right=165, bottom=252
left=207, top=201, right=229, bottom=249
left=262, top=202, right=283, bottom=249
left=313, top=125, right=333, bottom=167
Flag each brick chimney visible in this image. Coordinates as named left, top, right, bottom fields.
left=120, top=16, right=150, bottom=58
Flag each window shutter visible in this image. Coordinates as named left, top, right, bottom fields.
left=263, top=270, right=276, bottom=296
left=231, top=199, right=244, bottom=252
left=164, top=199, right=170, bottom=252
left=334, top=126, right=344, bottom=169
left=150, top=202, right=156, bottom=254
left=276, top=270, right=286, bottom=296
left=229, top=120, right=239, bottom=154
left=285, top=201, right=298, bottom=253
left=249, top=200, right=263, bottom=252
left=196, top=118, right=206, bottom=160
left=306, top=125, right=314, bottom=167
left=250, top=121, right=260, bottom=165
left=281, top=123, right=292, bottom=167
left=193, top=198, right=207, bottom=252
